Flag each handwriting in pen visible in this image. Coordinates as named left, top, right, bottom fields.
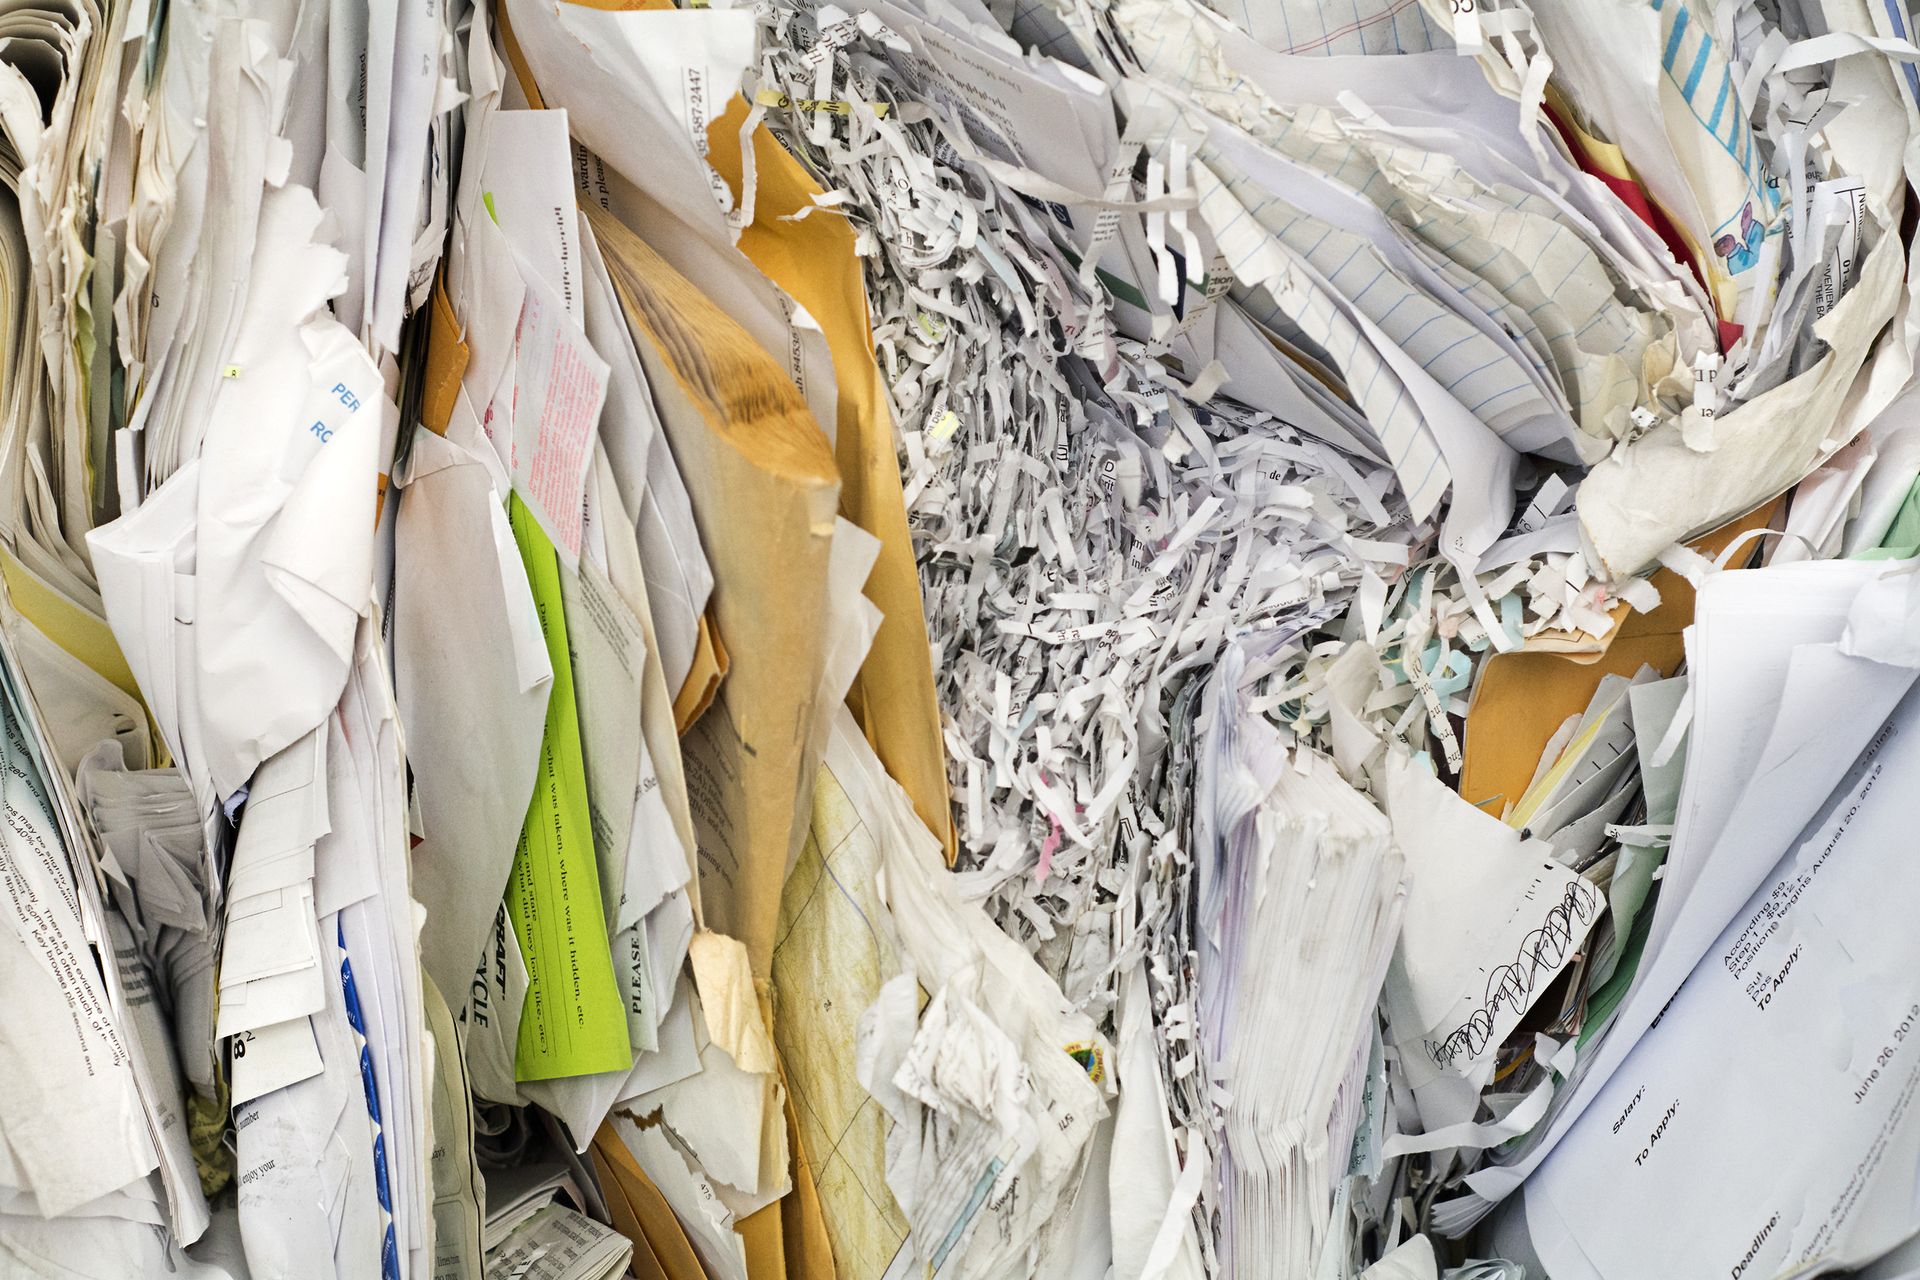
left=1425, top=878, right=1599, bottom=1071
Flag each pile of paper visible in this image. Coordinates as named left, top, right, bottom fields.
left=2, top=0, right=1920, bottom=1277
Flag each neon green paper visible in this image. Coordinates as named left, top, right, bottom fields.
left=506, top=493, right=632, bottom=1080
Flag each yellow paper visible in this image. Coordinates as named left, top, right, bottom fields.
left=0, top=547, right=163, bottom=766
left=0, top=548, right=141, bottom=702
left=506, top=493, right=631, bottom=1080
left=1504, top=686, right=1631, bottom=831
left=1545, top=85, right=1724, bottom=318
left=771, top=751, right=911, bottom=1278
left=689, top=930, right=777, bottom=1075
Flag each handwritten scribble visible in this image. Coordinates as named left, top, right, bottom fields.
left=1424, top=878, right=1599, bottom=1070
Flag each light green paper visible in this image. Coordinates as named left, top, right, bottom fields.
left=506, top=494, right=632, bottom=1081
left=1858, top=474, right=1920, bottom=561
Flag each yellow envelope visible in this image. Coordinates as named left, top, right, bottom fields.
left=674, top=610, right=729, bottom=734
left=1460, top=498, right=1780, bottom=815
left=628, top=1225, right=673, bottom=1280
left=704, top=93, right=956, bottom=865
left=591, top=1126, right=713, bottom=1280
left=508, top=0, right=953, bottom=861
left=740, top=1200, right=785, bottom=1280
left=733, top=1055, right=839, bottom=1280
left=421, top=271, right=468, bottom=435
left=585, top=201, right=840, bottom=982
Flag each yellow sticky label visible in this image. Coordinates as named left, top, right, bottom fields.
left=930, top=410, right=960, bottom=442
left=754, top=87, right=890, bottom=116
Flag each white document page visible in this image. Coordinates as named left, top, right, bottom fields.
left=1525, top=682, right=1920, bottom=1278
